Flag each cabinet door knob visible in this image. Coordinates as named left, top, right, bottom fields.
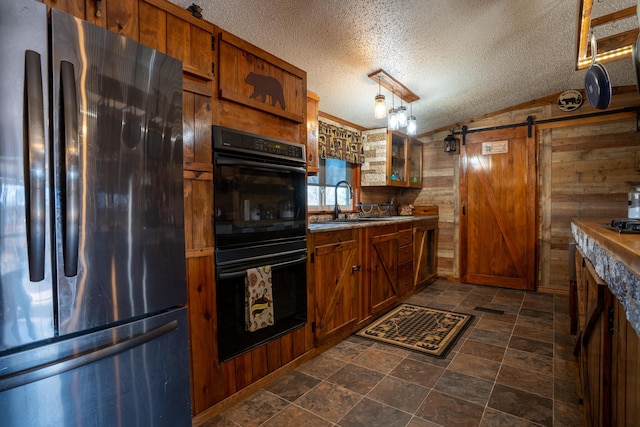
left=352, top=265, right=361, bottom=273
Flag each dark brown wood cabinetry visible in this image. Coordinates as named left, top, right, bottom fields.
left=367, top=225, right=399, bottom=316
left=397, top=225, right=414, bottom=296
left=309, top=229, right=360, bottom=345
left=571, top=220, right=640, bottom=427
left=574, top=246, right=612, bottom=427
left=305, top=91, right=320, bottom=173
left=414, top=218, right=438, bottom=289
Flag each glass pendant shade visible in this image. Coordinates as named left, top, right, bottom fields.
left=374, top=94, right=386, bottom=119
left=406, top=116, right=417, bottom=135
left=388, top=108, right=398, bottom=130
left=397, top=105, right=408, bottom=128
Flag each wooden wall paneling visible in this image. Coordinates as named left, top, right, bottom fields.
left=186, top=255, right=221, bottom=413
left=183, top=179, right=194, bottom=250
left=538, top=128, right=553, bottom=290
left=39, top=0, right=85, bottom=20
left=223, top=361, right=238, bottom=397
left=414, top=138, right=457, bottom=279
left=189, top=179, right=213, bottom=249
left=292, top=327, right=307, bottom=358
left=279, top=333, right=295, bottom=365
left=251, top=346, right=269, bottom=382
left=138, top=0, right=167, bottom=51
left=84, top=0, right=106, bottom=27
left=234, top=353, right=253, bottom=390
left=266, top=340, right=282, bottom=372
left=104, top=0, right=138, bottom=39
left=192, top=93, right=213, bottom=165
left=543, top=116, right=640, bottom=292
left=182, top=90, right=196, bottom=164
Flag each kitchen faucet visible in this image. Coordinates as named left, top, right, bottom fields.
left=334, top=180, right=353, bottom=219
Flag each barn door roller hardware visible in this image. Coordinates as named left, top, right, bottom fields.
left=452, top=107, right=640, bottom=139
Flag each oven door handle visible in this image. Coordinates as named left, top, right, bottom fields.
left=218, top=256, right=307, bottom=280
left=216, top=157, right=306, bottom=175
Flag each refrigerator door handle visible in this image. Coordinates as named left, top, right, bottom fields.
left=0, top=319, right=179, bottom=393
left=60, top=60, right=80, bottom=277
left=25, top=50, right=46, bottom=282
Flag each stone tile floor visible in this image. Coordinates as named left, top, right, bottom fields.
left=200, top=280, right=582, bottom=426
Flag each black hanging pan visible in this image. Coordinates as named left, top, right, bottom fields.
left=584, top=33, right=611, bottom=109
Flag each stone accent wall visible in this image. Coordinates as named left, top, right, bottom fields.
left=361, top=128, right=388, bottom=186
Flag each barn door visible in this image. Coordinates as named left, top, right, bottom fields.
left=460, top=126, right=536, bottom=290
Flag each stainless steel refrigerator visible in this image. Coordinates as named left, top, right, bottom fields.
left=0, top=1, right=191, bottom=425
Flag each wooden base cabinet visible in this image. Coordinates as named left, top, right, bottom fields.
left=575, top=248, right=612, bottom=427
left=309, top=229, right=361, bottom=345
left=397, top=224, right=414, bottom=297
left=414, top=218, right=438, bottom=289
left=573, top=246, right=640, bottom=426
left=367, top=225, right=399, bottom=317
left=611, top=297, right=640, bottom=426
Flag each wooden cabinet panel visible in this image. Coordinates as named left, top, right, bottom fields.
left=311, top=230, right=360, bottom=344
left=105, top=0, right=138, bottom=39
left=187, top=254, right=226, bottom=412
left=575, top=250, right=613, bottom=427
left=361, top=129, right=422, bottom=188
left=139, top=0, right=167, bottom=52
left=414, top=219, right=438, bottom=289
left=398, top=244, right=413, bottom=263
left=369, top=228, right=399, bottom=315
left=306, top=92, right=320, bottom=173
left=139, top=0, right=214, bottom=80
left=40, top=0, right=85, bottom=18
left=218, top=31, right=305, bottom=123
left=611, top=297, right=640, bottom=426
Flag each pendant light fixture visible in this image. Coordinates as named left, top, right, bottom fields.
left=374, top=77, right=386, bottom=119
left=406, top=103, right=417, bottom=136
left=388, top=91, right=398, bottom=130
left=397, top=97, right=407, bottom=128
left=368, top=69, right=419, bottom=134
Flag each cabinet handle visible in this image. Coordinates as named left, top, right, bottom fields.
left=352, top=265, right=361, bottom=273
left=462, top=203, right=466, bottom=215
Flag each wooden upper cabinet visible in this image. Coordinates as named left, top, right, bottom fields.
left=40, top=0, right=85, bottom=19
left=218, top=30, right=306, bottom=123
left=41, top=0, right=138, bottom=40
left=306, top=92, right=320, bottom=173
left=139, top=0, right=214, bottom=81
left=105, top=0, right=138, bottom=40
left=408, top=137, right=423, bottom=188
left=361, top=129, right=422, bottom=188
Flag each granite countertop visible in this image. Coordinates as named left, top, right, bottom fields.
left=307, top=215, right=438, bottom=233
left=571, top=219, right=640, bottom=336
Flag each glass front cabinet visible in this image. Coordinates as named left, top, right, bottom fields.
left=361, top=129, right=423, bottom=188
left=384, top=131, right=423, bottom=188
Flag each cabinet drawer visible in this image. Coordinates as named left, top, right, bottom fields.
left=398, top=229, right=413, bottom=246
left=398, top=260, right=413, bottom=278
left=398, top=244, right=413, bottom=263
left=398, top=273, right=412, bottom=290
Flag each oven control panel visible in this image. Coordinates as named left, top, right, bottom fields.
left=213, top=125, right=306, bottom=163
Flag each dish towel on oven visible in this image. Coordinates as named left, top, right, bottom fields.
left=245, top=266, right=274, bottom=332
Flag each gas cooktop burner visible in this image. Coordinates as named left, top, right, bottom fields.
left=604, top=218, right=640, bottom=234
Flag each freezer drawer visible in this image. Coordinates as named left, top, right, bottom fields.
left=0, top=308, right=191, bottom=427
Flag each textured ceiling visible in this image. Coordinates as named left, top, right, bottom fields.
left=168, top=0, right=637, bottom=134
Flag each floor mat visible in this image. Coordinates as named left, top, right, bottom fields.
left=356, top=303, right=474, bottom=358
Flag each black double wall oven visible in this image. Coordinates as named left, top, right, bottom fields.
left=213, top=126, right=307, bottom=361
